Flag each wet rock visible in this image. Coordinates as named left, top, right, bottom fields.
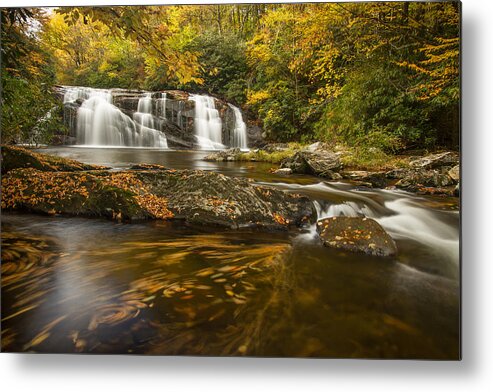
left=138, top=170, right=314, bottom=229
left=448, top=165, right=460, bottom=182
left=320, top=170, right=343, bottom=180
left=203, top=148, right=242, bottom=162
left=409, top=151, right=459, bottom=169
left=342, top=171, right=387, bottom=188
left=280, top=149, right=342, bottom=178
left=316, top=216, right=397, bottom=257
left=245, top=125, right=265, bottom=148
left=273, top=168, right=293, bottom=175
left=130, top=163, right=167, bottom=170
left=1, top=145, right=107, bottom=174
left=50, top=135, right=77, bottom=146
left=394, top=169, right=453, bottom=189
left=2, top=153, right=314, bottom=230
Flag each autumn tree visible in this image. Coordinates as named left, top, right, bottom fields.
left=1, top=8, right=64, bottom=144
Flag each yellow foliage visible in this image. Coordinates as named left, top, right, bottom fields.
left=246, top=90, right=270, bottom=105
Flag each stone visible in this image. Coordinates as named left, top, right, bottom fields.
left=409, top=151, right=459, bottom=169
left=203, top=148, right=241, bottom=162
left=342, top=170, right=387, bottom=188
left=281, top=149, right=342, bottom=177
left=273, top=168, right=293, bottom=175
left=316, top=216, right=397, bottom=257
left=1, top=145, right=107, bottom=174
left=130, top=163, right=167, bottom=170
left=448, top=165, right=460, bottom=182
left=394, top=169, right=454, bottom=189
left=263, top=143, right=291, bottom=152
left=2, top=150, right=315, bottom=230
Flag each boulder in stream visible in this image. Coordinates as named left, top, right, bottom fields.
left=280, top=149, right=342, bottom=178
left=316, top=216, right=397, bottom=257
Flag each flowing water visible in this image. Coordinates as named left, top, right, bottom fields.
left=189, top=94, right=225, bottom=150
left=228, top=103, right=248, bottom=150
left=158, top=92, right=167, bottom=120
left=64, top=87, right=168, bottom=148
left=1, top=147, right=460, bottom=358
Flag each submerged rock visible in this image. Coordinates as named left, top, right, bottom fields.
left=316, top=216, right=397, bottom=257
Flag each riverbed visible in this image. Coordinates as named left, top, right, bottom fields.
left=1, top=146, right=460, bottom=358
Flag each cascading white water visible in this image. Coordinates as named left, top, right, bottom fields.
left=64, top=87, right=167, bottom=148
left=189, top=94, right=224, bottom=150
left=313, top=200, right=376, bottom=219
left=228, top=104, right=248, bottom=150
left=375, top=198, right=459, bottom=264
left=277, top=181, right=459, bottom=264
left=132, top=92, right=168, bottom=148
left=158, top=93, right=167, bottom=119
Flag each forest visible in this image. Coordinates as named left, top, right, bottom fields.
left=2, top=2, right=460, bottom=153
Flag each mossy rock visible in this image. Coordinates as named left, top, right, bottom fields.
left=2, top=165, right=314, bottom=229
left=1, top=145, right=107, bottom=174
left=316, top=216, right=397, bottom=257
left=1, top=169, right=149, bottom=220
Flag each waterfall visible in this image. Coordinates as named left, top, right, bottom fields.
left=189, top=94, right=224, bottom=150
left=158, top=92, right=167, bottom=119
left=228, top=104, right=248, bottom=150
left=64, top=87, right=167, bottom=148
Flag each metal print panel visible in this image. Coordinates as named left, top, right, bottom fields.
left=0, top=1, right=460, bottom=358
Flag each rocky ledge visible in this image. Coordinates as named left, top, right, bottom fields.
left=316, top=216, right=398, bottom=257
left=204, top=145, right=460, bottom=197
left=1, top=146, right=314, bottom=230
left=1, top=145, right=108, bottom=174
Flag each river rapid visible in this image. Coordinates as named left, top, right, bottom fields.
left=1, top=146, right=460, bottom=358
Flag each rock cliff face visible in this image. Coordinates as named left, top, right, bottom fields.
left=55, top=86, right=263, bottom=149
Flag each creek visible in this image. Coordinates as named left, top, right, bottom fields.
left=1, top=146, right=460, bottom=358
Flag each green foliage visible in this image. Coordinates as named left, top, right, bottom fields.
left=186, top=32, right=248, bottom=104
left=315, top=64, right=433, bottom=152
left=42, top=12, right=145, bottom=88
left=237, top=143, right=304, bottom=164
left=1, top=9, right=65, bottom=145
left=339, top=146, right=409, bottom=171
